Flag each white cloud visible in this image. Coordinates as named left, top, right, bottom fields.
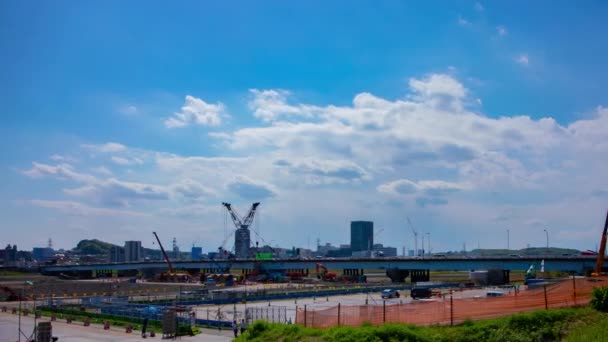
left=516, top=54, right=529, bottom=66
left=227, top=176, right=277, bottom=200
left=24, top=199, right=144, bottom=217
left=164, top=95, right=224, bottom=128
left=409, top=74, right=467, bottom=99
left=64, top=178, right=169, bottom=207
left=474, top=2, right=484, bottom=11
left=16, top=74, right=608, bottom=251
left=82, top=142, right=126, bottom=153
left=23, top=162, right=96, bottom=183
left=458, top=16, right=471, bottom=27
left=496, top=26, right=508, bottom=36
left=91, top=166, right=113, bottom=176
left=120, top=105, right=138, bottom=116
left=111, top=156, right=144, bottom=166
left=248, top=89, right=319, bottom=122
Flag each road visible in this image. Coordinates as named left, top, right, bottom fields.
left=0, top=312, right=233, bottom=342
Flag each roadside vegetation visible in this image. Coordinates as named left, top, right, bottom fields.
left=236, top=307, right=608, bottom=342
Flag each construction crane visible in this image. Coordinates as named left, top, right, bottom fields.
left=593, top=210, right=608, bottom=276
left=221, top=202, right=260, bottom=256
left=407, top=217, right=419, bottom=257
left=153, top=232, right=192, bottom=282
left=222, top=202, right=260, bottom=231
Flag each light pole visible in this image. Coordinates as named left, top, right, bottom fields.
left=543, top=229, right=549, bottom=251
left=426, top=233, right=431, bottom=255
left=507, top=229, right=510, bottom=251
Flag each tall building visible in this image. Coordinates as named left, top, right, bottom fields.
left=109, top=246, right=125, bottom=263
left=350, top=221, right=373, bottom=253
left=124, top=241, right=142, bottom=262
left=234, top=228, right=251, bottom=258
left=191, top=246, right=202, bottom=260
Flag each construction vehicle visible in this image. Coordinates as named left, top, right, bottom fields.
left=315, top=263, right=337, bottom=281
left=592, top=210, right=608, bottom=276
left=153, top=232, right=194, bottom=282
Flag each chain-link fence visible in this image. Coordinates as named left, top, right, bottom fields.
left=296, top=277, right=606, bottom=328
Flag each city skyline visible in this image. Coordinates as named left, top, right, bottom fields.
left=2, top=2, right=608, bottom=253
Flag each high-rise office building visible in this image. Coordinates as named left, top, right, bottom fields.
left=124, top=241, right=142, bottom=262
left=350, top=221, right=373, bottom=253
left=109, top=246, right=125, bottom=263
left=191, top=246, right=202, bottom=260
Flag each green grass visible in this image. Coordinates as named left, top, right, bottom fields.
left=236, top=307, right=608, bottom=342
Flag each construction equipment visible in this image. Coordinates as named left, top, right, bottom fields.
left=593, top=210, right=608, bottom=276
left=153, top=232, right=193, bottom=282
left=407, top=217, right=419, bottom=257
left=222, top=202, right=260, bottom=258
left=315, top=263, right=337, bottom=281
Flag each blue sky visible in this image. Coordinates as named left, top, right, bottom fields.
left=1, top=1, right=608, bottom=252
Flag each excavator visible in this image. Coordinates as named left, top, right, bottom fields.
left=592, top=210, right=608, bottom=276
left=153, top=232, right=194, bottom=282
left=316, top=263, right=337, bottom=281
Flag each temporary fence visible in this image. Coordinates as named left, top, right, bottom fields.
left=245, top=306, right=288, bottom=324
left=295, top=277, right=608, bottom=328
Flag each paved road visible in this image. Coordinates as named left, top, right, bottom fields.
left=0, top=312, right=233, bottom=342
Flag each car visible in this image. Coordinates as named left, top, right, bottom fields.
left=381, top=289, right=400, bottom=299
left=410, top=287, right=432, bottom=299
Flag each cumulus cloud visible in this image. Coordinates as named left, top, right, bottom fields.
left=249, top=89, right=319, bottom=122
left=165, top=95, right=225, bottom=128
left=409, top=74, right=467, bottom=99
left=227, top=176, right=277, bottom=199
left=274, top=158, right=369, bottom=183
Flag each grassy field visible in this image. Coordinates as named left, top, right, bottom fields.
left=236, top=307, right=608, bottom=342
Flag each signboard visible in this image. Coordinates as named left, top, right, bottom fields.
left=255, top=253, right=273, bottom=260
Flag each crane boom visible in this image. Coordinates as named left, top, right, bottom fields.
left=594, top=210, right=608, bottom=275
left=153, top=232, right=174, bottom=273
left=243, top=202, right=260, bottom=226
left=407, top=217, right=419, bottom=257
left=222, top=202, right=243, bottom=228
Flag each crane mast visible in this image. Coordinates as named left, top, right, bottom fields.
left=153, top=232, right=174, bottom=273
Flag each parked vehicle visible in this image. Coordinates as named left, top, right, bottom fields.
left=381, top=289, right=400, bottom=299
left=410, top=287, right=432, bottom=299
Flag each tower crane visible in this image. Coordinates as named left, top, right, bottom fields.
left=407, top=217, right=419, bottom=257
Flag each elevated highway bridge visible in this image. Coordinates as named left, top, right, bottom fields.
left=41, top=256, right=597, bottom=282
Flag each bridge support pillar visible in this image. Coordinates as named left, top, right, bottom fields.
left=386, top=268, right=410, bottom=283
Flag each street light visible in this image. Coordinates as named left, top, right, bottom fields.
left=543, top=229, right=549, bottom=251
left=507, top=229, right=510, bottom=251
left=426, top=233, right=431, bottom=255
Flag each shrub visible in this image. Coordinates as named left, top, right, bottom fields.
left=590, top=286, right=608, bottom=312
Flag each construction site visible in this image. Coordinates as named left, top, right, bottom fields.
left=1, top=206, right=608, bottom=340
